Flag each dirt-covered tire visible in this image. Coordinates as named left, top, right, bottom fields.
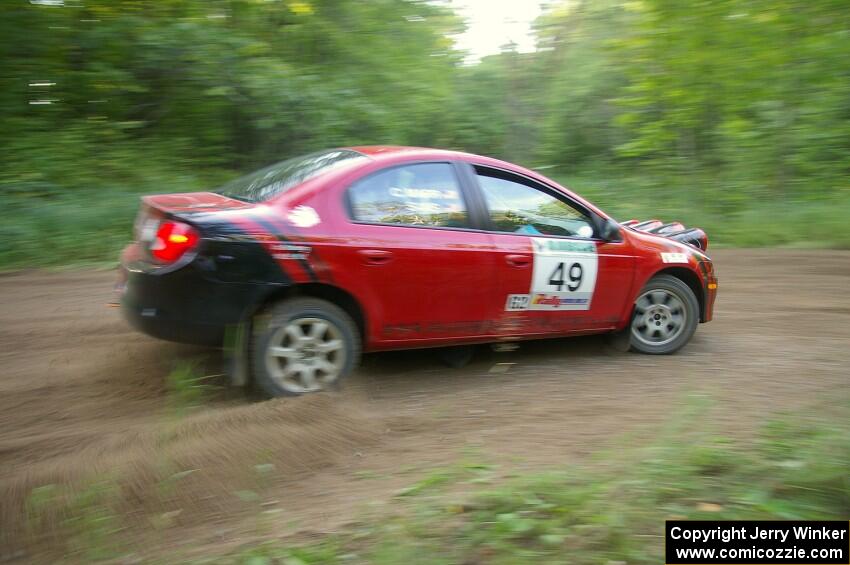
left=251, top=297, right=360, bottom=397
left=629, top=274, right=699, bottom=355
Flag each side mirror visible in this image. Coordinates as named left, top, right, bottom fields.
left=600, top=218, right=622, bottom=242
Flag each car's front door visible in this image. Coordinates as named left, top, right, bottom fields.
left=335, top=161, right=499, bottom=348
left=465, top=164, right=635, bottom=337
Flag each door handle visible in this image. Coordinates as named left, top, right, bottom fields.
left=357, top=249, right=393, bottom=265
left=505, top=254, right=531, bottom=268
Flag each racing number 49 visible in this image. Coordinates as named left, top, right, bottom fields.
left=548, top=262, right=583, bottom=292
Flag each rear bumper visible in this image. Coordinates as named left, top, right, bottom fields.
left=122, top=299, right=225, bottom=345
left=118, top=247, right=273, bottom=346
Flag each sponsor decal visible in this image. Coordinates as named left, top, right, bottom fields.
left=529, top=237, right=598, bottom=311
left=532, top=239, right=595, bottom=254
left=531, top=293, right=590, bottom=308
left=661, top=252, right=689, bottom=264
left=388, top=187, right=460, bottom=200
left=287, top=205, right=320, bottom=228
left=505, top=294, right=530, bottom=311
left=270, top=243, right=311, bottom=260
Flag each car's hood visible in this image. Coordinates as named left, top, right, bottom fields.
left=620, top=218, right=708, bottom=251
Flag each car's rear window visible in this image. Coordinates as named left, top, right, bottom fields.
left=217, top=149, right=368, bottom=202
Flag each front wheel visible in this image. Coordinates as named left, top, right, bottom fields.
left=630, top=274, right=699, bottom=355
left=251, top=297, right=360, bottom=397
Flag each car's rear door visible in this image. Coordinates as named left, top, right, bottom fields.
left=461, top=163, right=635, bottom=337
left=332, top=161, right=499, bottom=348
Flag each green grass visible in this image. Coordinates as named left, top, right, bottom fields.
left=0, top=183, right=202, bottom=270
left=557, top=170, right=850, bottom=249
left=26, top=481, right=124, bottom=563
left=166, top=360, right=219, bottom=416
left=217, top=402, right=849, bottom=565
left=0, top=188, right=139, bottom=269
left=18, top=397, right=849, bottom=563
left=0, top=140, right=226, bottom=270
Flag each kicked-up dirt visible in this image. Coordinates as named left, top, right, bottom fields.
left=1, top=249, right=848, bottom=561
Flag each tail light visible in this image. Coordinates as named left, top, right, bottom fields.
left=149, top=220, right=200, bottom=263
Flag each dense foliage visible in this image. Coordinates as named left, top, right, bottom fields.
left=1, top=0, right=849, bottom=266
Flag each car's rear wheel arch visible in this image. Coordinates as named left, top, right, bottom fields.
left=652, top=267, right=705, bottom=322
left=252, top=283, right=366, bottom=339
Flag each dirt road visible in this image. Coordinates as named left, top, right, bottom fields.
left=1, top=250, right=849, bottom=560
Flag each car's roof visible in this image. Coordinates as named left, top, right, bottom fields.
left=348, top=145, right=417, bottom=156
left=348, top=145, right=475, bottom=161
left=346, top=144, right=519, bottom=173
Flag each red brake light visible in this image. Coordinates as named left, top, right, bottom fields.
left=150, top=221, right=199, bottom=263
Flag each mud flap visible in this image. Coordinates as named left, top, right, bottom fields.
left=224, top=320, right=251, bottom=387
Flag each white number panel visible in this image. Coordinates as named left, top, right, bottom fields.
left=528, top=238, right=598, bottom=311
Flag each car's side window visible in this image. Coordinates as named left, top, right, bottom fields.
left=475, top=166, right=595, bottom=238
left=348, top=163, right=469, bottom=228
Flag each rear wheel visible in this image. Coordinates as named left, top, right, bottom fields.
left=437, top=345, right=475, bottom=368
left=629, top=274, right=698, bottom=355
left=251, top=297, right=360, bottom=397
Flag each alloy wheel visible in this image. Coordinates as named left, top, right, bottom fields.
left=630, top=289, right=687, bottom=347
left=264, top=317, right=346, bottom=393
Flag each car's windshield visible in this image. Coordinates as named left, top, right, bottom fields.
left=217, top=149, right=368, bottom=202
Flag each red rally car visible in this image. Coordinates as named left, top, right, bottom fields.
left=118, top=146, right=717, bottom=397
